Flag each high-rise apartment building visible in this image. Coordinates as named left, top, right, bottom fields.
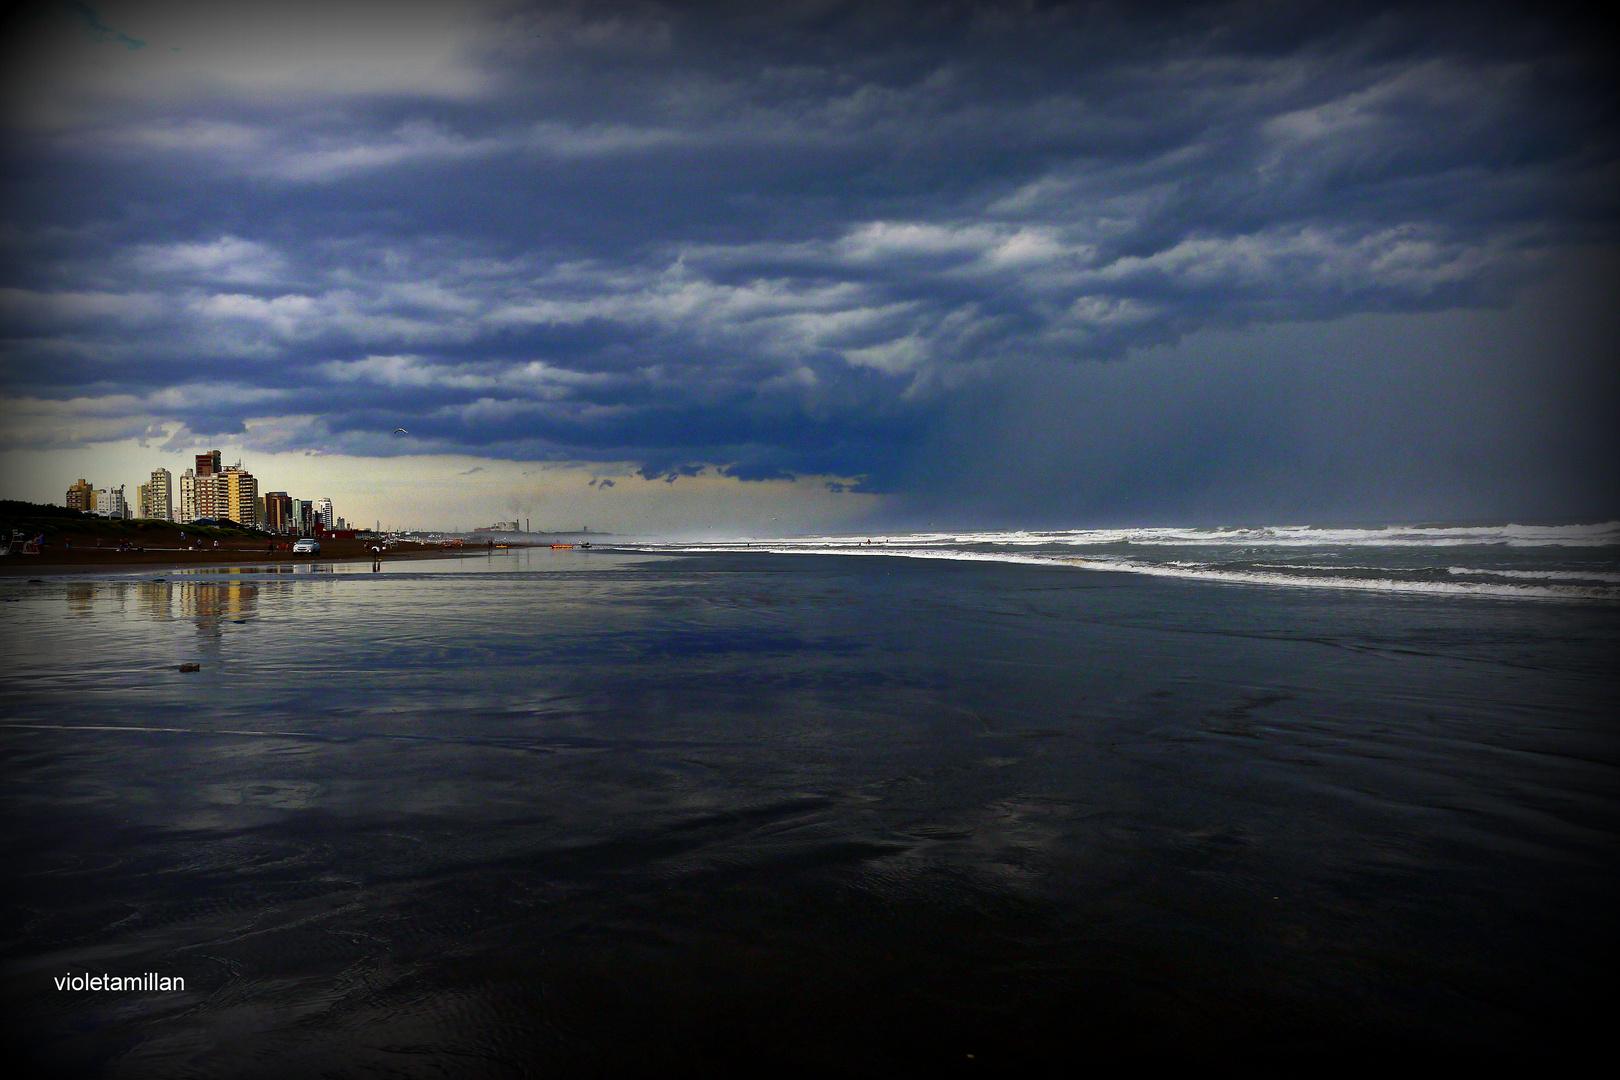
left=148, top=468, right=173, bottom=522
left=220, top=465, right=258, bottom=527
left=298, top=500, right=314, bottom=534
left=198, top=473, right=223, bottom=520
left=177, top=469, right=228, bottom=521
left=316, top=498, right=334, bottom=530
left=65, top=478, right=94, bottom=513
left=137, top=469, right=174, bottom=521
left=264, top=491, right=293, bottom=533
left=178, top=469, right=197, bottom=522
left=196, top=450, right=221, bottom=477
left=94, top=486, right=128, bottom=518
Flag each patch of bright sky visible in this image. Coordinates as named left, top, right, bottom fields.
left=9, top=0, right=495, bottom=130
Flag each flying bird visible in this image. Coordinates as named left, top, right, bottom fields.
left=393, top=428, right=408, bottom=435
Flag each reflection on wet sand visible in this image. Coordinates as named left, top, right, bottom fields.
left=130, top=579, right=326, bottom=642
left=64, top=579, right=269, bottom=630
left=177, top=581, right=259, bottom=630
left=64, top=582, right=95, bottom=617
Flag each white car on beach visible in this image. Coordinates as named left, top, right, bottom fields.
left=292, top=538, right=320, bottom=555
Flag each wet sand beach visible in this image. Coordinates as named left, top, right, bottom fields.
left=2, top=548, right=1615, bottom=1076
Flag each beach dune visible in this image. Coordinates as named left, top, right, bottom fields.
left=0, top=524, right=487, bottom=575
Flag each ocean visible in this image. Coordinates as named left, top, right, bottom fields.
left=661, top=520, right=1620, bottom=602
left=2, top=525, right=1617, bottom=1076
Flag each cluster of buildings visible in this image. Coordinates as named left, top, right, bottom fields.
left=65, top=450, right=348, bottom=535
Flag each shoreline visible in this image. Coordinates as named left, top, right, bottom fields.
left=0, top=539, right=505, bottom=576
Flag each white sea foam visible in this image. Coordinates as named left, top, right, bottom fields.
left=1044, top=557, right=1619, bottom=600
left=749, top=521, right=1620, bottom=550
left=656, top=542, right=1619, bottom=601
left=1254, top=562, right=1620, bottom=581
left=1445, top=566, right=1620, bottom=583
left=1046, top=522, right=1620, bottom=548
left=1249, top=562, right=1394, bottom=572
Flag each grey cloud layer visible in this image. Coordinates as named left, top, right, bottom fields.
left=1, top=0, right=1614, bottom=498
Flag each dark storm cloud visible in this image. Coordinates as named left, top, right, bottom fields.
left=887, top=247, right=1620, bottom=526
left=1, top=0, right=1614, bottom=508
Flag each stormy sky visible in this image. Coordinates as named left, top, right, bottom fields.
left=1, top=0, right=1615, bottom=532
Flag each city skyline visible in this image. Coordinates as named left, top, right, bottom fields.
left=43, top=448, right=610, bottom=535
left=50, top=448, right=352, bottom=534
left=16, top=439, right=839, bottom=535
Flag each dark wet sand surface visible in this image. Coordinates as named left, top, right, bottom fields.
left=2, top=550, right=1615, bottom=1076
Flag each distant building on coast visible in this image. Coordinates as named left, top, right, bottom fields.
left=172, top=451, right=250, bottom=523
left=65, top=478, right=93, bottom=513
left=177, top=469, right=198, bottom=523
left=153, top=467, right=174, bottom=521
left=93, top=485, right=129, bottom=519
left=172, top=453, right=238, bottom=523
left=264, top=491, right=294, bottom=533
left=316, top=498, right=334, bottom=530
left=183, top=470, right=222, bottom=521
left=217, top=464, right=258, bottom=527
left=175, top=450, right=223, bottom=523
left=138, top=468, right=173, bottom=521
left=202, top=473, right=225, bottom=520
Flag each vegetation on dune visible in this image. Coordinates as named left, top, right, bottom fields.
left=0, top=500, right=91, bottom=520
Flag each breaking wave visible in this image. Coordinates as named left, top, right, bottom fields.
left=645, top=521, right=1620, bottom=602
